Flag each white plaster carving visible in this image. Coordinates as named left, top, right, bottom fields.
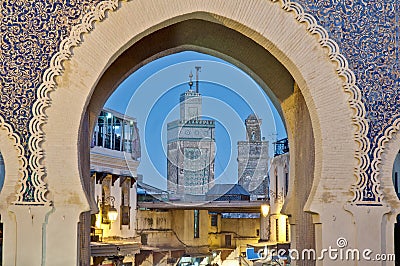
left=29, top=0, right=122, bottom=204
left=0, top=115, right=28, bottom=204
left=271, top=0, right=373, bottom=204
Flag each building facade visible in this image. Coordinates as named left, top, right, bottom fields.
left=167, top=73, right=215, bottom=196
left=237, top=114, right=269, bottom=198
left=268, top=151, right=290, bottom=245
left=137, top=188, right=263, bottom=266
left=89, top=108, right=141, bottom=266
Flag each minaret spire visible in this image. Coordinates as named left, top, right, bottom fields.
left=195, top=66, right=201, bottom=93
left=188, top=71, right=193, bottom=90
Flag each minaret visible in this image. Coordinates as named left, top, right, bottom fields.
left=245, top=114, right=262, bottom=142
left=167, top=67, right=216, bottom=196
left=237, top=114, right=269, bottom=197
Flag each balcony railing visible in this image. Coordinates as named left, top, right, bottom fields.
left=274, top=138, right=289, bottom=157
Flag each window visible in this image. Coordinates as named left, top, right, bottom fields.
left=275, top=171, right=278, bottom=199
left=285, top=172, right=289, bottom=195
left=395, top=172, right=399, bottom=194
left=251, top=131, right=256, bottom=141
left=101, top=179, right=112, bottom=224
left=275, top=218, right=279, bottom=242
left=92, top=110, right=136, bottom=152
left=141, top=234, right=148, bottom=245
left=194, top=210, right=200, bottom=238
left=211, top=214, right=218, bottom=227
left=120, top=177, right=131, bottom=226
left=225, top=235, right=232, bottom=247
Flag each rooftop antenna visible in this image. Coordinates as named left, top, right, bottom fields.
left=195, top=66, right=201, bottom=93
left=188, top=71, right=193, bottom=90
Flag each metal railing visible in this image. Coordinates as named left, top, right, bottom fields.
left=274, top=138, right=289, bottom=157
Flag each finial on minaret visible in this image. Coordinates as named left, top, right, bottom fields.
left=195, top=66, right=201, bottom=93
left=188, top=71, right=193, bottom=90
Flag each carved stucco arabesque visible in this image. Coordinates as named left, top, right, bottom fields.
left=0, top=0, right=102, bottom=204
left=0, top=0, right=398, bottom=206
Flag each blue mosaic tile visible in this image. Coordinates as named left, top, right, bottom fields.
left=0, top=0, right=101, bottom=201
left=295, top=1, right=399, bottom=149
left=0, top=0, right=100, bottom=139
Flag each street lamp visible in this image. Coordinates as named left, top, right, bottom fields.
left=108, top=203, right=118, bottom=222
left=98, top=195, right=118, bottom=227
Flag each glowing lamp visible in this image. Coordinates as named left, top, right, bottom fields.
left=107, top=206, right=118, bottom=222
left=261, top=204, right=270, bottom=217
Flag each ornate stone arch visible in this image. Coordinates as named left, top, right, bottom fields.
left=375, top=118, right=400, bottom=255
left=33, top=1, right=366, bottom=263
left=374, top=118, right=400, bottom=205
left=376, top=119, right=400, bottom=211
left=36, top=0, right=364, bottom=206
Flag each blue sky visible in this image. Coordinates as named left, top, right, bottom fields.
left=106, top=51, right=286, bottom=189
left=0, top=153, right=4, bottom=190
